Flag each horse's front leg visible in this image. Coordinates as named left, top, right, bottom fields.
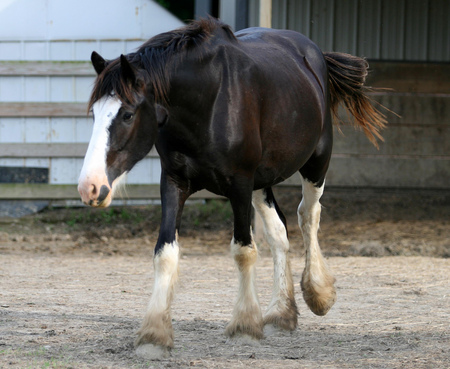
left=135, top=172, right=189, bottom=359
left=225, top=177, right=264, bottom=342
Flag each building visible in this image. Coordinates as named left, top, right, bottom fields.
left=0, top=0, right=183, bottom=214
left=0, top=0, right=448, bottom=215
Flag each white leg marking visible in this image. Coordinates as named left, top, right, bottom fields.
left=136, top=240, right=179, bottom=358
left=225, top=237, right=263, bottom=340
left=252, top=190, right=297, bottom=331
left=298, top=176, right=336, bottom=316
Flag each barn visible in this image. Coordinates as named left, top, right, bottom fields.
left=0, top=0, right=183, bottom=214
left=235, top=0, right=449, bottom=189
left=0, top=0, right=448, bottom=215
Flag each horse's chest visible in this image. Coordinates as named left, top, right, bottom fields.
left=160, top=149, right=232, bottom=195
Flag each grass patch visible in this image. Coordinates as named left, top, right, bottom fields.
left=63, top=207, right=145, bottom=227
left=1, top=346, right=74, bottom=369
left=182, top=199, right=233, bottom=229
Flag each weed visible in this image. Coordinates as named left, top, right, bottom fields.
left=183, top=199, right=233, bottom=228
left=65, top=207, right=144, bottom=227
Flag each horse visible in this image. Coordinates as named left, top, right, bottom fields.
left=78, top=17, right=386, bottom=359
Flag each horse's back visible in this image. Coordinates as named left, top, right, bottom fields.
left=231, top=27, right=330, bottom=187
left=235, top=27, right=328, bottom=96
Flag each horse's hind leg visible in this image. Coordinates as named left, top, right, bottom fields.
left=225, top=177, right=264, bottom=341
left=298, top=174, right=336, bottom=316
left=298, top=116, right=337, bottom=316
left=252, top=188, right=298, bottom=331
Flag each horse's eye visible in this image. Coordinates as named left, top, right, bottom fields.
left=123, top=112, right=134, bottom=122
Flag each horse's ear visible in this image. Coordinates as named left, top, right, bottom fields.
left=91, top=51, right=107, bottom=75
left=120, top=54, right=136, bottom=85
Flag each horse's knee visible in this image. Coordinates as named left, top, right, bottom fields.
left=231, top=240, right=258, bottom=269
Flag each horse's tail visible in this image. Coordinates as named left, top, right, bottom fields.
left=324, top=52, right=387, bottom=148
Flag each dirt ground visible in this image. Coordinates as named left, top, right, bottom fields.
left=0, top=188, right=449, bottom=368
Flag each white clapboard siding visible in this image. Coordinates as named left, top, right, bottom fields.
left=0, top=75, right=95, bottom=101
left=0, top=118, right=90, bottom=143
left=0, top=40, right=148, bottom=61
left=49, top=157, right=161, bottom=185
left=0, top=42, right=165, bottom=186
left=0, top=0, right=184, bottom=42
left=0, top=0, right=186, bottom=200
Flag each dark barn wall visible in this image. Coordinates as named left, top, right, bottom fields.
left=248, top=0, right=450, bottom=189
left=269, top=0, right=449, bottom=62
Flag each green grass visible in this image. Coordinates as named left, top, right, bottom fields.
left=1, top=347, right=74, bottom=369
left=65, top=207, right=144, bottom=227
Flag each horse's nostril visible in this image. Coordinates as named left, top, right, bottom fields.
left=90, top=184, right=97, bottom=196
left=97, top=185, right=111, bottom=203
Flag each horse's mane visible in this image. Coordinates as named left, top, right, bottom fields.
left=88, top=17, right=236, bottom=110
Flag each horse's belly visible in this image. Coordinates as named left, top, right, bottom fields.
left=253, top=158, right=307, bottom=189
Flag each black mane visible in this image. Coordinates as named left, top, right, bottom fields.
left=88, top=17, right=236, bottom=109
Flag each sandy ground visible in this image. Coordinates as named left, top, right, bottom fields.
left=1, top=253, right=449, bottom=369
left=0, top=188, right=449, bottom=368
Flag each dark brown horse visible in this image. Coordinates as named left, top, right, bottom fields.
left=78, top=18, right=385, bottom=359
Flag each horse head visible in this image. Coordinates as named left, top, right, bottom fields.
left=78, top=51, right=167, bottom=207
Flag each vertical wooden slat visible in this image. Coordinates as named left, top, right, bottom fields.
left=195, top=0, right=212, bottom=19
left=305, top=0, right=312, bottom=37
left=333, top=0, right=358, bottom=54
left=272, top=0, right=287, bottom=29
left=256, top=0, right=273, bottom=242
left=248, top=0, right=260, bottom=27
left=310, top=0, right=334, bottom=51
left=286, top=0, right=298, bottom=32
left=404, top=0, right=428, bottom=61
left=380, top=0, right=405, bottom=60
left=428, top=0, right=449, bottom=61
left=288, top=0, right=312, bottom=37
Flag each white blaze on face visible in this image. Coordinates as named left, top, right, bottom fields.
left=78, top=95, right=122, bottom=206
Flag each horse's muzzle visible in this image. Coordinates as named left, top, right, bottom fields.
left=78, top=181, right=111, bottom=208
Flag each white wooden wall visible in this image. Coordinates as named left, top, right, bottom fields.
left=0, top=0, right=183, bottom=190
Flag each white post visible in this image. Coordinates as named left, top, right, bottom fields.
left=259, top=0, right=272, bottom=28
left=253, top=0, right=272, bottom=246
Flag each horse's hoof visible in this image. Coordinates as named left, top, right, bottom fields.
left=302, top=282, right=337, bottom=316
left=263, top=323, right=288, bottom=336
left=301, top=270, right=337, bottom=316
left=135, top=343, right=170, bottom=360
left=263, top=304, right=298, bottom=332
left=226, top=334, right=261, bottom=347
